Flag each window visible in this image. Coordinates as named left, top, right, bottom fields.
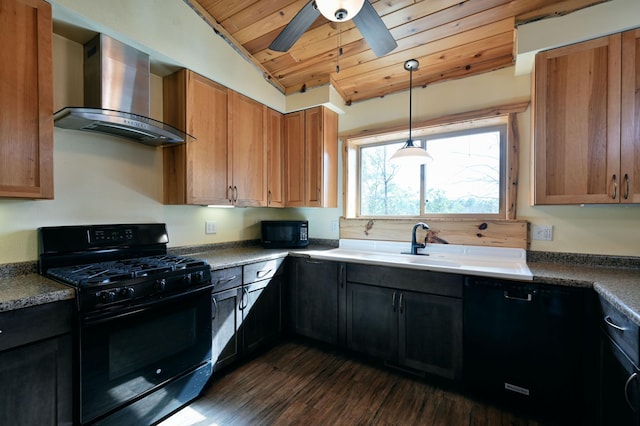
left=344, top=110, right=519, bottom=220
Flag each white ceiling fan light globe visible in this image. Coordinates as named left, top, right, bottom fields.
left=316, top=0, right=365, bottom=22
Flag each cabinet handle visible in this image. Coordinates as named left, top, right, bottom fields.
left=233, top=186, right=238, bottom=203
left=211, top=296, right=218, bottom=320
left=216, top=275, right=237, bottom=286
left=227, top=186, right=233, bottom=202
left=625, top=372, right=639, bottom=412
left=256, top=268, right=273, bottom=279
left=304, top=259, right=324, bottom=265
left=604, top=315, right=627, bottom=332
left=392, top=291, right=397, bottom=312
left=624, top=174, right=630, bottom=200
left=268, top=190, right=272, bottom=205
left=503, top=291, right=533, bottom=302
left=612, top=174, right=617, bottom=200
left=240, top=287, right=249, bottom=310
left=399, top=293, right=404, bottom=314
left=339, top=264, right=344, bottom=288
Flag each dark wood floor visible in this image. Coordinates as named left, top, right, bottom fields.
left=160, top=339, right=551, bottom=426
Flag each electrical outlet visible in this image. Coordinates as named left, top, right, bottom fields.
left=205, top=221, right=217, bottom=235
left=532, top=225, right=553, bottom=241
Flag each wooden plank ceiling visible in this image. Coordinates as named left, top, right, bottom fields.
left=187, top=0, right=605, bottom=105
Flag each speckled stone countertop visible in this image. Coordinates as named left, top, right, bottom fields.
left=1, top=242, right=638, bottom=327
left=0, top=274, right=75, bottom=312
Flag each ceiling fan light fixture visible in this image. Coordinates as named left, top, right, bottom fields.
left=316, top=0, right=365, bottom=22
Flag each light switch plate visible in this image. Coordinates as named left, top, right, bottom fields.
left=205, top=221, right=217, bottom=235
left=532, top=225, right=553, bottom=241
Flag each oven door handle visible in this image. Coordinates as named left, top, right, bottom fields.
left=82, top=285, right=212, bottom=326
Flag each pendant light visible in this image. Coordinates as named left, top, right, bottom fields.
left=390, top=59, right=433, bottom=166
left=316, top=0, right=365, bottom=22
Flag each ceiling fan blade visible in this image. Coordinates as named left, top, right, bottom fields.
left=353, top=0, right=397, bottom=57
left=269, top=1, right=321, bottom=52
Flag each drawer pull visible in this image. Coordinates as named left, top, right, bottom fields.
left=257, top=269, right=273, bottom=279
left=504, top=291, right=533, bottom=302
left=216, top=275, right=237, bottom=285
left=625, top=372, right=639, bottom=411
left=604, top=315, right=627, bottom=332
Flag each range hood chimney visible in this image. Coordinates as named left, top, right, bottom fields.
left=54, top=34, right=191, bottom=146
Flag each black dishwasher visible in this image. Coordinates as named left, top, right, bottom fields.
left=463, top=276, right=587, bottom=421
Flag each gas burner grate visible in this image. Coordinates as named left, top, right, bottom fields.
left=47, top=255, right=209, bottom=286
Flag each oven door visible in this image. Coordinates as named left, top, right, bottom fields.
left=79, top=286, right=212, bottom=424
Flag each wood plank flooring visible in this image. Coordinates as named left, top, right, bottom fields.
left=159, top=339, right=551, bottom=426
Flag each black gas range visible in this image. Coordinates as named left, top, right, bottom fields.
left=38, top=223, right=213, bottom=426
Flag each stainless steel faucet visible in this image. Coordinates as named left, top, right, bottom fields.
left=410, top=222, right=429, bottom=255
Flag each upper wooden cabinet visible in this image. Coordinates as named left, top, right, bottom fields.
left=163, top=69, right=229, bottom=205
left=267, top=108, right=284, bottom=208
left=228, top=91, right=267, bottom=207
left=163, top=70, right=269, bottom=206
left=0, top=0, right=53, bottom=199
left=532, top=29, right=640, bottom=205
left=621, top=28, right=640, bottom=204
left=284, top=106, right=338, bottom=208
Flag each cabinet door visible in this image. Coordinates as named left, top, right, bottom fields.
left=346, top=282, right=397, bottom=360
left=305, top=107, right=338, bottom=208
left=163, top=70, right=229, bottom=205
left=283, top=111, right=305, bottom=207
left=600, top=332, right=640, bottom=426
left=621, top=28, right=640, bottom=204
left=399, top=291, right=462, bottom=380
left=212, top=288, right=241, bottom=371
left=243, top=275, right=282, bottom=354
left=289, top=258, right=339, bottom=344
left=533, top=34, right=621, bottom=204
left=267, top=108, right=284, bottom=207
left=0, top=335, right=72, bottom=425
left=0, top=0, right=53, bottom=199
left=229, top=91, right=267, bottom=207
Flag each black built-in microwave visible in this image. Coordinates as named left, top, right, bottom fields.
left=261, top=220, right=309, bottom=248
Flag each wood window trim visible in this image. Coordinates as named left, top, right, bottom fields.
left=341, top=101, right=529, bottom=220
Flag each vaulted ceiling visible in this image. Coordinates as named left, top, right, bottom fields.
left=186, top=0, right=605, bottom=105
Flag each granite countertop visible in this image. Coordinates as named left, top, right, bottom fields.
left=0, top=274, right=75, bottom=312
left=2, top=245, right=639, bottom=327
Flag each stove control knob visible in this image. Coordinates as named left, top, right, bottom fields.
left=192, top=271, right=203, bottom=284
left=120, top=287, right=135, bottom=298
left=182, top=274, right=192, bottom=286
left=154, top=279, right=166, bottom=292
left=98, top=290, right=116, bottom=304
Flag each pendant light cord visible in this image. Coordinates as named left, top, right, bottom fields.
left=409, top=65, right=413, bottom=144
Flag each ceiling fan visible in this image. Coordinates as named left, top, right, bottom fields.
left=269, top=0, right=397, bottom=57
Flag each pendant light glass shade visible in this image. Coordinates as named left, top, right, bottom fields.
left=390, top=59, right=433, bottom=166
left=316, top=0, right=365, bottom=22
left=389, top=140, right=433, bottom=165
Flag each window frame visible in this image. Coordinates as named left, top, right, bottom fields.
left=342, top=103, right=527, bottom=221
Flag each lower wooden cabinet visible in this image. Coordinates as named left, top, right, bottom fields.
left=211, top=260, right=284, bottom=372
left=287, top=258, right=344, bottom=345
left=0, top=301, right=73, bottom=425
left=346, top=280, right=463, bottom=380
left=598, top=296, right=640, bottom=425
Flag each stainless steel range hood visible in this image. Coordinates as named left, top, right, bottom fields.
left=54, top=34, right=191, bottom=146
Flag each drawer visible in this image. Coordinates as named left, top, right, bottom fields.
left=211, top=266, right=242, bottom=292
left=599, top=296, right=639, bottom=366
left=243, top=258, right=285, bottom=284
left=0, top=300, right=73, bottom=352
left=346, top=263, right=462, bottom=298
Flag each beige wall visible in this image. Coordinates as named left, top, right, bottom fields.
left=0, top=0, right=638, bottom=264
